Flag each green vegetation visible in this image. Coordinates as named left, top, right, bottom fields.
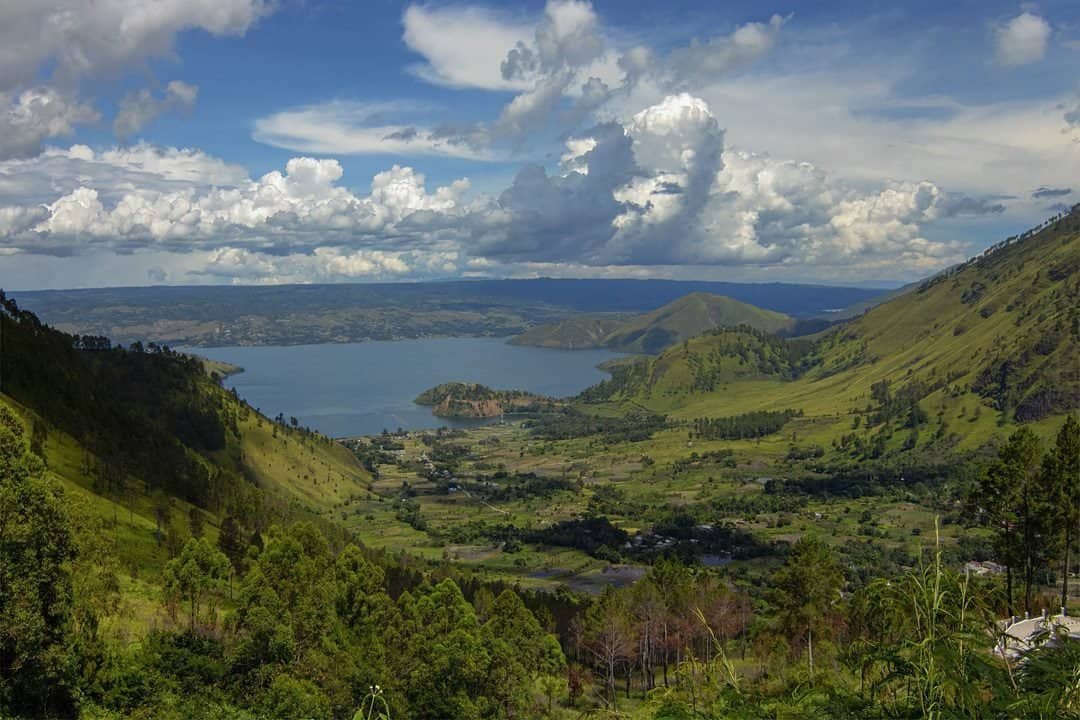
left=513, top=292, right=796, bottom=354
left=690, top=409, right=803, bottom=440
left=2, top=211, right=1079, bottom=718
left=508, top=315, right=627, bottom=349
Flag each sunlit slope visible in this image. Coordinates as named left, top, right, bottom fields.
left=0, top=296, right=372, bottom=572
left=509, top=315, right=625, bottom=349
left=808, top=210, right=1078, bottom=419
left=582, top=210, right=1079, bottom=449
left=1, top=383, right=370, bottom=574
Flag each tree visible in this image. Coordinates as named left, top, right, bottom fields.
left=773, top=536, right=844, bottom=673
left=392, top=580, right=490, bottom=720
left=0, top=407, right=77, bottom=716
left=584, top=587, right=635, bottom=707
left=483, top=589, right=565, bottom=718
left=647, top=557, right=694, bottom=688
left=188, top=507, right=204, bottom=538
left=1044, top=415, right=1080, bottom=610
left=162, top=536, right=229, bottom=633
left=334, top=544, right=386, bottom=629
left=977, top=428, right=1045, bottom=615
left=217, top=514, right=246, bottom=572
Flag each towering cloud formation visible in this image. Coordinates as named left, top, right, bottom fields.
left=0, top=94, right=1003, bottom=281
left=343, top=1, right=790, bottom=156
left=480, top=94, right=993, bottom=272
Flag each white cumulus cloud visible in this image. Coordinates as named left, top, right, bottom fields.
left=0, top=0, right=272, bottom=91
left=0, top=96, right=1012, bottom=282
left=995, top=12, right=1052, bottom=67
left=0, top=0, right=270, bottom=160
left=1, top=152, right=472, bottom=257
left=402, top=4, right=533, bottom=90
left=0, top=87, right=98, bottom=161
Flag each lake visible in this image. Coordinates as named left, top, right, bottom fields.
left=192, top=337, right=626, bottom=437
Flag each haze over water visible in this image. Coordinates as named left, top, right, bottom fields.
left=194, top=337, right=625, bottom=437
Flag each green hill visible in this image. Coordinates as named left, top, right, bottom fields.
left=579, top=208, right=1080, bottom=454
left=508, top=315, right=627, bottom=349
left=512, top=292, right=795, bottom=354
left=0, top=293, right=371, bottom=576
left=807, top=209, right=1079, bottom=422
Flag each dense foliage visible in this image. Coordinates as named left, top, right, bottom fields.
left=690, top=409, right=803, bottom=441
left=525, top=408, right=667, bottom=442
left=0, top=293, right=234, bottom=508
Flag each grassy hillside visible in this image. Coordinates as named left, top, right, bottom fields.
left=508, top=315, right=626, bottom=349
left=579, top=209, right=1080, bottom=456
left=513, top=292, right=795, bottom=354
left=809, top=212, right=1079, bottom=422
left=0, top=293, right=371, bottom=575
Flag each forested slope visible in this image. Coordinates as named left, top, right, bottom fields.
left=0, top=292, right=371, bottom=565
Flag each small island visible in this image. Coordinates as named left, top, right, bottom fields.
left=414, top=382, right=560, bottom=418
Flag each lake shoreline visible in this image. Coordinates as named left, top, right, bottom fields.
left=187, top=336, right=626, bottom=438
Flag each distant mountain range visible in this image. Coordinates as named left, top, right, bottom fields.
left=10, top=279, right=884, bottom=347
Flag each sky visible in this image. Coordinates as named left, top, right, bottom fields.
left=0, top=0, right=1077, bottom=290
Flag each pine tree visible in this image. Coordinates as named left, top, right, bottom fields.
left=1045, top=415, right=1080, bottom=610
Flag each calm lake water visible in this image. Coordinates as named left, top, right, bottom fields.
left=193, top=337, right=625, bottom=438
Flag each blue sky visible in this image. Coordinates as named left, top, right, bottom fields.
left=0, top=0, right=1077, bottom=289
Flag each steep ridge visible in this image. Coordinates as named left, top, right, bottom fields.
left=578, top=208, right=1080, bottom=452
left=0, top=293, right=371, bottom=572
left=808, top=208, right=1079, bottom=422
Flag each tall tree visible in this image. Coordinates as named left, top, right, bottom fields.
left=162, top=536, right=229, bottom=633
left=482, top=589, right=565, bottom=718
left=388, top=580, right=492, bottom=720
left=773, top=536, right=844, bottom=673
left=978, top=427, right=1045, bottom=615
left=584, top=587, right=635, bottom=707
left=217, top=514, right=246, bottom=572
left=0, top=408, right=77, bottom=716
left=1045, top=415, right=1080, bottom=610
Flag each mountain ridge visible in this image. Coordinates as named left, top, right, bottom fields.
left=512, top=292, right=795, bottom=354
left=577, top=208, right=1080, bottom=454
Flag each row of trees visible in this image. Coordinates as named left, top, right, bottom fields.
left=689, top=409, right=802, bottom=441
left=558, top=530, right=1079, bottom=719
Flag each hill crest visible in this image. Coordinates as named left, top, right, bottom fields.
left=513, top=292, right=795, bottom=354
